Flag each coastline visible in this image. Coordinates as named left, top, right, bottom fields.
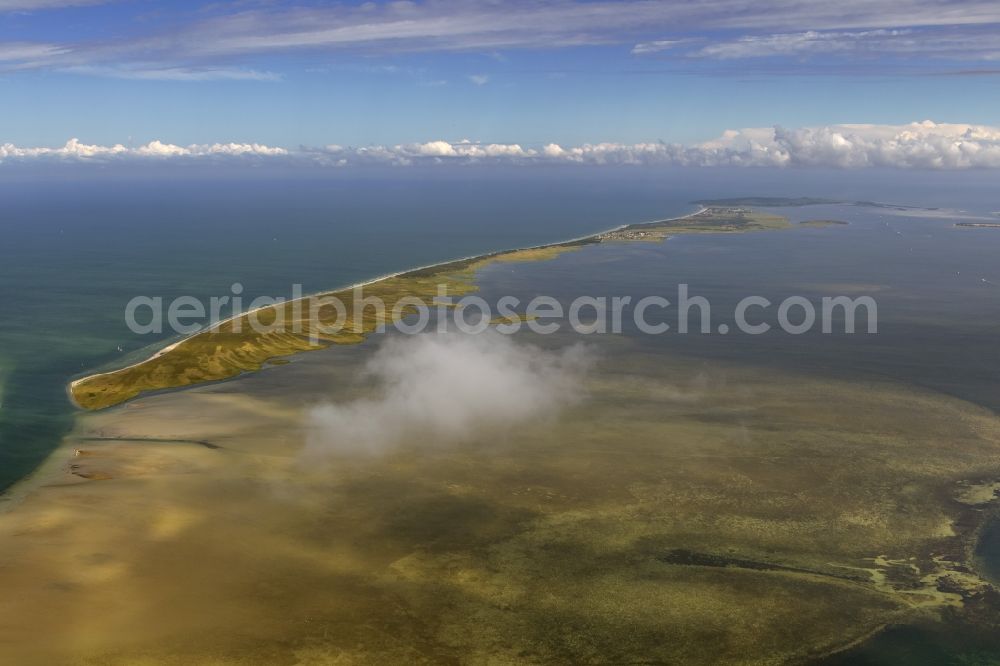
left=0, top=434, right=78, bottom=515
left=9, top=204, right=701, bottom=510
left=66, top=206, right=707, bottom=407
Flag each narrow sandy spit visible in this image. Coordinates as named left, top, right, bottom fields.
left=66, top=206, right=707, bottom=397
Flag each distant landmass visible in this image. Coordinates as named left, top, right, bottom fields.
left=694, top=197, right=939, bottom=212
left=799, top=219, right=850, bottom=227
left=853, top=200, right=940, bottom=211
left=693, top=197, right=839, bottom=207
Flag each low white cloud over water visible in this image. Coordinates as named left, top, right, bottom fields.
left=302, top=332, right=591, bottom=459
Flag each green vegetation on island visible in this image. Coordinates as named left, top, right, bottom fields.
left=70, top=244, right=584, bottom=410
left=70, top=205, right=827, bottom=411
left=599, top=206, right=790, bottom=241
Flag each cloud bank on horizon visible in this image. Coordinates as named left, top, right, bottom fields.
left=5, top=121, right=1000, bottom=169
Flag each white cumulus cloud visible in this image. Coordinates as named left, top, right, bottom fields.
left=731, top=120, right=1000, bottom=168
left=0, top=138, right=287, bottom=162
left=4, top=121, right=1000, bottom=169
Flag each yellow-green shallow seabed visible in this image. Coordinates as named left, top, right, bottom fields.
left=1, top=207, right=1000, bottom=664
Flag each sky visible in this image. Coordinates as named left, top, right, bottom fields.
left=2, top=0, right=1000, bottom=169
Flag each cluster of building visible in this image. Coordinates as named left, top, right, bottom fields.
left=596, top=229, right=655, bottom=241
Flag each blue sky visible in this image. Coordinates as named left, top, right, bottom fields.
left=2, top=0, right=1000, bottom=169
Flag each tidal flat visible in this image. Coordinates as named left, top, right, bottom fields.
left=4, top=333, right=1000, bottom=664
left=4, top=202, right=1000, bottom=663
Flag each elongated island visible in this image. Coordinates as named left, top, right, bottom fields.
left=70, top=206, right=799, bottom=410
